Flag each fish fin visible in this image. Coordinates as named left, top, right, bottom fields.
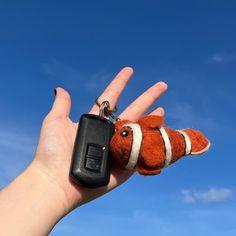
left=182, top=129, right=211, bottom=155
left=136, top=166, right=162, bottom=176
left=139, top=132, right=166, bottom=168
left=138, top=115, right=164, bottom=129
left=114, top=119, right=131, bottom=131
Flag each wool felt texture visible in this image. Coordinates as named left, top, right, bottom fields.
left=110, top=115, right=210, bottom=176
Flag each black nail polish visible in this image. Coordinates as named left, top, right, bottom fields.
left=54, top=89, right=57, bottom=96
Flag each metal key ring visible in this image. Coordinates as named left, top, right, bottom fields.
left=98, top=101, right=109, bottom=119
left=96, top=99, right=118, bottom=113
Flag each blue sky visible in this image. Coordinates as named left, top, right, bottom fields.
left=0, top=0, right=236, bottom=235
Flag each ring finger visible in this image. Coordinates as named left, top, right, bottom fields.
left=119, top=81, right=168, bottom=121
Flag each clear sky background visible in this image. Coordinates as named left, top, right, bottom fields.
left=0, top=1, right=235, bottom=235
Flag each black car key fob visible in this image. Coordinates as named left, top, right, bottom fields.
left=70, top=114, right=115, bottom=188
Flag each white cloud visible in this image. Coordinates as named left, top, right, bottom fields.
left=181, top=188, right=233, bottom=204
left=181, top=189, right=197, bottom=203
left=43, top=59, right=81, bottom=89
left=51, top=203, right=236, bottom=236
left=0, top=130, right=36, bottom=155
left=167, top=102, right=220, bottom=134
left=0, top=127, right=36, bottom=187
left=210, top=52, right=236, bottom=64
left=43, top=59, right=112, bottom=92
left=51, top=209, right=173, bottom=236
left=212, top=53, right=224, bottom=63
left=82, top=70, right=112, bottom=92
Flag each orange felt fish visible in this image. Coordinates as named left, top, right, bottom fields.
left=110, top=115, right=210, bottom=175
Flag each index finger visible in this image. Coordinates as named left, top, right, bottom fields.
left=89, top=67, right=133, bottom=115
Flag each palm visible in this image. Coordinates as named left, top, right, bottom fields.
left=34, top=67, right=168, bottom=213
left=36, top=115, right=133, bottom=210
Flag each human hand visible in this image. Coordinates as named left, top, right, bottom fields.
left=32, top=67, right=168, bottom=215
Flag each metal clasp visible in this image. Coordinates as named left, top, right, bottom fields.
left=96, top=99, right=119, bottom=121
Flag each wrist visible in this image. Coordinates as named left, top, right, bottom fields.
left=26, top=160, right=68, bottom=218
left=0, top=161, right=68, bottom=235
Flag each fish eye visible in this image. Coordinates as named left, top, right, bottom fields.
left=121, top=130, right=129, bottom=137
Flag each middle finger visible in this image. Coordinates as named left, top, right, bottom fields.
left=89, top=67, right=133, bottom=115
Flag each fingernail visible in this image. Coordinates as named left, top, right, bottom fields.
left=54, top=88, right=57, bottom=96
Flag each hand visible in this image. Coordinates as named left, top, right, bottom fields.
left=33, top=67, right=168, bottom=214
left=0, top=67, right=168, bottom=236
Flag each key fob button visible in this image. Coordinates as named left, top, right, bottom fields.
left=86, top=143, right=104, bottom=160
left=85, top=158, right=102, bottom=172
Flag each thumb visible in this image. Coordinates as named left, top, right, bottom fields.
left=50, top=87, right=71, bottom=118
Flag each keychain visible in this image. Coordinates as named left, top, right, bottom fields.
left=70, top=99, right=211, bottom=188
left=70, top=100, right=117, bottom=188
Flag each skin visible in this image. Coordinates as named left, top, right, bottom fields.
left=0, top=67, right=168, bottom=236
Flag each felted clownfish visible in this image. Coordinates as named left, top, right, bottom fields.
left=110, top=115, right=210, bottom=175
